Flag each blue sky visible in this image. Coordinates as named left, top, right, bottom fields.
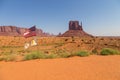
left=0, top=0, right=120, bottom=36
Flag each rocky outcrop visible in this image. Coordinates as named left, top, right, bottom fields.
left=0, top=26, right=51, bottom=37
left=59, top=21, right=93, bottom=37
left=69, top=21, right=83, bottom=30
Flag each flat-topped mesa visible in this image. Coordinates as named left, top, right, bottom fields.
left=58, top=21, right=93, bottom=37
left=69, top=21, right=83, bottom=30
left=0, top=26, right=52, bottom=37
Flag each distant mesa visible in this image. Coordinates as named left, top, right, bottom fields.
left=58, top=21, right=93, bottom=37
left=0, top=21, right=93, bottom=37
left=0, top=26, right=51, bottom=37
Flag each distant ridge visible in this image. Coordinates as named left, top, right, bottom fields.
left=58, top=21, right=93, bottom=37
left=0, top=26, right=52, bottom=37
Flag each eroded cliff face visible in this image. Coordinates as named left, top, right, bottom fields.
left=59, top=21, right=93, bottom=37
left=0, top=26, right=50, bottom=37
left=69, top=21, right=83, bottom=30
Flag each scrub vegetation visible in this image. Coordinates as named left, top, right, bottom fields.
left=0, top=36, right=120, bottom=61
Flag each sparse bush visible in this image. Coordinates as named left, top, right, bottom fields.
left=81, top=39, right=84, bottom=42
left=23, top=51, right=46, bottom=60
left=46, top=54, right=58, bottom=59
left=91, top=48, right=98, bottom=54
left=0, top=57, right=4, bottom=61
left=4, top=55, right=16, bottom=61
left=24, top=51, right=59, bottom=60
left=71, top=36, right=75, bottom=42
left=18, top=49, right=30, bottom=53
left=77, top=45, right=80, bottom=47
left=54, top=43, right=64, bottom=48
left=54, top=49, right=67, bottom=54
left=100, top=48, right=120, bottom=55
left=1, top=50, right=14, bottom=56
left=65, top=38, right=68, bottom=42
left=58, top=53, right=71, bottom=58
left=76, top=51, right=90, bottom=57
left=104, top=44, right=108, bottom=46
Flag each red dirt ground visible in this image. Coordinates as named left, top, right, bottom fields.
left=0, top=55, right=120, bottom=80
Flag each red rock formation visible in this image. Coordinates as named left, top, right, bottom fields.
left=59, top=21, right=93, bottom=37
left=69, top=21, right=83, bottom=30
left=0, top=26, right=51, bottom=37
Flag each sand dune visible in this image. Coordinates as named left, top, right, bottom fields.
left=0, top=55, right=120, bottom=80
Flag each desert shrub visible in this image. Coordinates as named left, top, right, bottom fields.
left=23, top=51, right=46, bottom=60
left=18, top=49, right=30, bottom=54
left=1, top=46, right=12, bottom=48
left=76, top=51, right=90, bottom=57
left=1, top=49, right=15, bottom=56
left=46, top=53, right=58, bottom=59
left=91, top=48, right=98, bottom=54
left=77, top=45, right=80, bottom=47
left=53, top=49, right=67, bottom=54
left=0, top=57, right=4, bottom=61
left=100, top=48, right=120, bottom=55
left=65, top=38, right=68, bottom=42
left=54, top=43, right=64, bottom=48
left=71, top=36, right=75, bottom=42
left=0, top=51, right=11, bottom=56
left=24, top=51, right=59, bottom=60
left=81, top=39, right=84, bottom=42
left=58, top=53, right=71, bottom=58
left=4, top=55, right=16, bottom=61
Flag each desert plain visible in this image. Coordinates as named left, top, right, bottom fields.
left=0, top=36, right=120, bottom=80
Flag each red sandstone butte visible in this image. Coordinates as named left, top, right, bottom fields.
left=59, top=21, right=93, bottom=37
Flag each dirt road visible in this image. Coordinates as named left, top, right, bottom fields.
left=0, top=55, right=120, bottom=80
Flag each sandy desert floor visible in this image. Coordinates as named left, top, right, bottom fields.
left=0, top=55, right=120, bottom=80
